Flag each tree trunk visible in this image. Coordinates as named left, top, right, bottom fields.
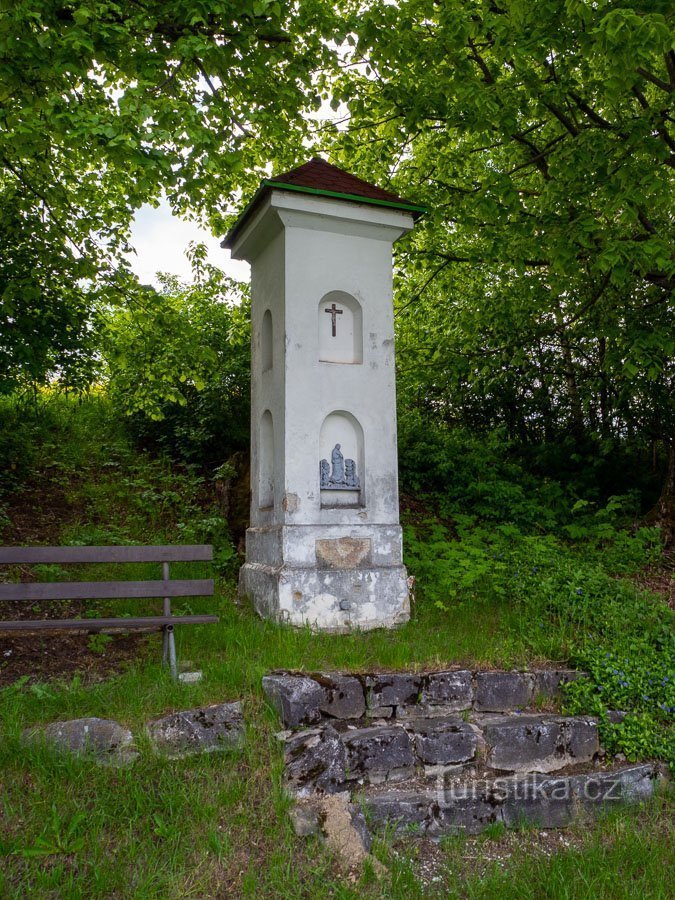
left=646, top=438, right=675, bottom=549
left=598, top=336, right=610, bottom=438
left=554, top=303, right=584, bottom=442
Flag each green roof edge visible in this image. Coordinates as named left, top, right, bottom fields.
left=222, top=178, right=427, bottom=248
left=262, top=180, right=428, bottom=215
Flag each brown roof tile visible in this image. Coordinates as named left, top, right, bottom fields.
left=270, top=157, right=418, bottom=207
left=222, top=157, right=424, bottom=249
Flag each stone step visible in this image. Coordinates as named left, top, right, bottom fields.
left=264, top=668, right=584, bottom=728
left=272, top=670, right=667, bottom=846
left=479, top=713, right=599, bottom=774
left=360, top=764, right=661, bottom=838
left=283, top=713, right=601, bottom=797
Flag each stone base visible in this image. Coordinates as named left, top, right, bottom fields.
left=239, top=562, right=410, bottom=632
left=239, top=524, right=410, bottom=632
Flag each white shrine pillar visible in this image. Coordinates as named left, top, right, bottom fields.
left=223, top=159, right=424, bottom=631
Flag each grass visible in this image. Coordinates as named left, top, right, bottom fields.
left=391, top=793, right=675, bottom=899
left=0, top=393, right=672, bottom=896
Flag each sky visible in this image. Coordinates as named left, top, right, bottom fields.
left=128, top=200, right=250, bottom=287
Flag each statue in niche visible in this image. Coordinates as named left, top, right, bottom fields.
left=331, top=443, right=345, bottom=483
left=344, top=458, right=358, bottom=487
left=320, top=443, right=360, bottom=489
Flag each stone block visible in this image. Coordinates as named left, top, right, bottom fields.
left=566, top=717, right=601, bottom=762
left=262, top=674, right=324, bottom=728
left=499, top=765, right=658, bottom=827
left=411, top=718, right=480, bottom=765
left=532, top=669, right=583, bottom=702
left=365, top=786, right=500, bottom=837
left=366, top=706, right=394, bottom=718
left=364, top=673, right=421, bottom=710
left=498, top=775, right=576, bottom=828
left=342, top=725, right=415, bottom=783
left=24, top=717, right=137, bottom=766
left=241, top=536, right=410, bottom=633
left=415, top=670, right=473, bottom=714
left=364, top=787, right=433, bottom=833
left=178, top=671, right=203, bottom=684
left=363, top=764, right=660, bottom=838
left=474, top=672, right=534, bottom=711
left=285, top=726, right=347, bottom=796
left=289, top=800, right=321, bottom=836
left=317, top=673, right=366, bottom=719
left=568, top=764, right=658, bottom=806
left=482, top=715, right=598, bottom=773
left=147, top=701, right=244, bottom=758
left=431, top=795, right=502, bottom=836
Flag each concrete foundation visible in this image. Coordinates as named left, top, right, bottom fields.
left=239, top=524, right=409, bottom=631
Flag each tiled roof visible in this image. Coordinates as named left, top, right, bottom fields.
left=222, top=157, right=425, bottom=249
left=270, top=157, right=418, bottom=207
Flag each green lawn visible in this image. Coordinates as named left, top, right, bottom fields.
left=1, top=595, right=672, bottom=898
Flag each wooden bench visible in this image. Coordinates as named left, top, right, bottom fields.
left=0, top=545, right=218, bottom=678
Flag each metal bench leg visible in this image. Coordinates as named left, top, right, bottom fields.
left=167, top=625, right=177, bottom=680
left=162, top=561, right=177, bottom=680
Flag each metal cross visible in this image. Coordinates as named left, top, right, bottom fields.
left=324, top=303, right=343, bottom=337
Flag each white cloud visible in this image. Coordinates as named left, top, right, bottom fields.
left=128, top=200, right=250, bottom=287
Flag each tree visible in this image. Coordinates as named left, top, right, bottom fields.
left=0, top=0, right=336, bottom=389
left=324, top=0, right=673, bottom=459
left=104, top=243, right=251, bottom=465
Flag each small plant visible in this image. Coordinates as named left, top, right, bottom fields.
left=87, top=633, right=113, bottom=654
left=18, top=806, right=86, bottom=858
left=207, top=829, right=232, bottom=860
left=481, top=820, right=507, bottom=841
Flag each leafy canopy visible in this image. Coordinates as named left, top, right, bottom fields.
left=0, top=0, right=336, bottom=388
left=324, top=0, right=674, bottom=444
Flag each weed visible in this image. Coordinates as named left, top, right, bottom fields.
left=17, top=805, right=87, bottom=858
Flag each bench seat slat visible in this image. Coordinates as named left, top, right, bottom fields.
left=0, top=615, right=219, bottom=632
left=0, top=579, right=214, bottom=602
left=0, top=545, right=213, bottom=565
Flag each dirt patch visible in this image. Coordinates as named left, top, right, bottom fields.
left=1, top=467, right=153, bottom=686
left=0, top=627, right=151, bottom=687
left=0, top=472, right=86, bottom=545
left=320, top=793, right=387, bottom=878
left=391, top=827, right=588, bottom=892
left=630, top=552, right=675, bottom=609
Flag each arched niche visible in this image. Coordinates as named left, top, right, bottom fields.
left=261, top=309, right=273, bottom=372
left=318, top=291, right=363, bottom=364
left=319, top=411, right=364, bottom=507
left=258, top=410, right=274, bottom=509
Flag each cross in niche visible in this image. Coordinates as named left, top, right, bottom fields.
left=324, top=302, right=343, bottom=337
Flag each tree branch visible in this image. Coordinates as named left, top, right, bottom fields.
left=637, top=67, right=671, bottom=92
left=568, top=91, right=617, bottom=131
left=467, top=39, right=495, bottom=84
left=543, top=101, right=580, bottom=136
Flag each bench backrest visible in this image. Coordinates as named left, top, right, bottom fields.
left=0, top=545, right=214, bottom=603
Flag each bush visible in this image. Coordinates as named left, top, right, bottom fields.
left=105, top=262, right=251, bottom=470
left=404, top=510, right=673, bottom=768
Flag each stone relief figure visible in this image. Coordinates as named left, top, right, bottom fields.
left=331, top=443, right=345, bottom=484
left=320, top=444, right=360, bottom=489
left=344, top=458, right=359, bottom=488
